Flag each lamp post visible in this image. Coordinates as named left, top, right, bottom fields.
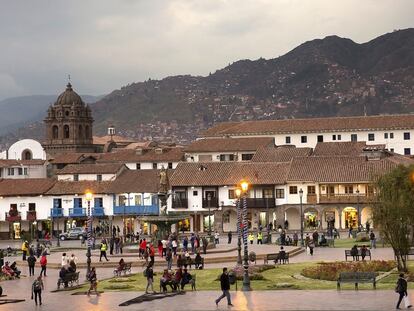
left=240, top=180, right=251, bottom=291
left=356, top=188, right=361, bottom=231
left=299, top=188, right=304, bottom=247
left=85, top=191, right=93, bottom=278
left=207, top=193, right=212, bottom=240
left=235, top=188, right=242, bottom=265
left=56, top=213, right=60, bottom=247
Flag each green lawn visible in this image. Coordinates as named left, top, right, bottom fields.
left=78, top=261, right=412, bottom=292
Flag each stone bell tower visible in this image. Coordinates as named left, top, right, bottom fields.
left=43, top=82, right=96, bottom=155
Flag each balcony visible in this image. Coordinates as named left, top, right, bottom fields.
left=113, top=205, right=159, bottom=215
left=51, top=208, right=64, bottom=217
left=92, top=207, right=105, bottom=217
left=5, top=211, right=21, bottom=222
left=69, top=208, right=87, bottom=217
left=319, top=194, right=374, bottom=204
left=202, top=197, right=219, bottom=209
left=26, top=211, right=37, bottom=221
left=172, top=198, right=188, bottom=208
left=307, top=194, right=317, bottom=204
left=244, top=198, right=276, bottom=208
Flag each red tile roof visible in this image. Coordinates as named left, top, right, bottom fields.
left=0, top=159, right=46, bottom=168
left=185, top=137, right=274, bottom=153
left=0, top=178, right=56, bottom=196
left=46, top=180, right=112, bottom=195
left=201, top=114, right=414, bottom=137
left=252, top=146, right=312, bottom=162
left=312, top=141, right=385, bottom=156
left=57, top=163, right=126, bottom=175
left=170, top=162, right=289, bottom=186
left=49, top=153, right=100, bottom=164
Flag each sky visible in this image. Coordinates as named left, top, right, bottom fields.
left=0, top=0, right=413, bottom=100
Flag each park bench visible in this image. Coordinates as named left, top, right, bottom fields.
left=394, top=248, right=414, bottom=260
left=337, top=272, right=376, bottom=289
left=345, top=249, right=372, bottom=261
left=264, top=252, right=289, bottom=264
left=188, top=257, right=204, bottom=270
left=113, top=262, right=132, bottom=276
left=57, top=271, right=80, bottom=289
left=160, top=274, right=197, bottom=292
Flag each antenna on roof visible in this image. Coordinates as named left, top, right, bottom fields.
left=363, top=104, right=367, bottom=117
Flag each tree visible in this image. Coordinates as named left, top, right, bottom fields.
left=373, top=165, right=414, bottom=271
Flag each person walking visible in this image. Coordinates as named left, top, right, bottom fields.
left=215, top=267, right=232, bottom=307
left=149, top=243, right=155, bottom=265
left=31, top=276, right=44, bottom=306
left=228, top=231, right=232, bottom=244
left=39, top=253, right=47, bottom=277
left=293, top=232, right=298, bottom=246
left=99, top=239, right=109, bottom=262
left=27, top=253, right=36, bottom=276
left=257, top=231, right=263, bottom=245
left=109, top=237, right=114, bottom=255
left=145, top=264, right=155, bottom=294
left=166, top=249, right=173, bottom=270
left=396, top=273, right=411, bottom=309
left=87, top=267, right=99, bottom=296
left=214, top=231, right=220, bottom=245
left=21, top=240, right=29, bottom=261
left=369, top=230, right=376, bottom=249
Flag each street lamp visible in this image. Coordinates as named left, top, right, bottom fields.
left=207, top=193, right=212, bottom=239
left=356, top=188, right=361, bottom=231
left=85, top=190, right=93, bottom=278
left=240, top=180, right=251, bottom=291
left=299, top=188, right=304, bottom=247
left=235, top=188, right=242, bottom=265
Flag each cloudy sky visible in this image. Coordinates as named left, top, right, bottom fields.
left=0, top=0, right=413, bottom=100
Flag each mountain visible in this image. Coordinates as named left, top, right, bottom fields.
left=2, top=28, right=414, bottom=146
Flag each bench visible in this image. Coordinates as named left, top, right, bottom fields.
left=57, top=272, right=80, bottom=289
left=113, top=262, right=132, bottom=276
left=160, top=274, right=196, bottom=292
left=337, top=272, right=376, bottom=289
left=345, top=249, right=372, bottom=261
left=394, top=248, right=414, bottom=260
left=264, top=253, right=289, bottom=264
left=188, top=258, right=204, bottom=270
left=2, top=248, right=18, bottom=256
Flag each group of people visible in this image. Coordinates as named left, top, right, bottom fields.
left=158, top=267, right=193, bottom=292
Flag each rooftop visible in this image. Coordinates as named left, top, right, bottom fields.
left=184, top=137, right=274, bottom=153
left=57, top=163, right=125, bottom=175
left=0, top=178, right=56, bottom=196
left=97, top=147, right=184, bottom=163
left=251, top=146, right=312, bottom=162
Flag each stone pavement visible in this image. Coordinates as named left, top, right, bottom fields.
left=0, top=289, right=407, bottom=310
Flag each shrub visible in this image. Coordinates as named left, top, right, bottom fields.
left=302, top=261, right=395, bottom=281
left=109, top=277, right=133, bottom=283
left=103, top=283, right=133, bottom=290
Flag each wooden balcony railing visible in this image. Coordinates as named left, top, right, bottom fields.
left=319, top=194, right=375, bottom=204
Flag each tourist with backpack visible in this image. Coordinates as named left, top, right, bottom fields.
left=145, top=264, right=155, bottom=294
left=27, top=253, right=36, bottom=276
left=40, top=253, right=47, bottom=277
left=31, top=276, right=44, bottom=306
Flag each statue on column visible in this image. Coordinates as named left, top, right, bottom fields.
left=158, top=165, right=169, bottom=215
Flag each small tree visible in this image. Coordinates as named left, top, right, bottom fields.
left=373, top=165, right=414, bottom=272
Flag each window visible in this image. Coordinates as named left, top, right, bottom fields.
left=73, top=174, right=79, bottom=181
left=307, top=186, right=316, bottom=195
left=78, top=125, right=83, bottom=139
left=390, top=148, right=394, bottom=152
left=219, top=154, right=226, bottom=161
left=134, top=195, right=142, bottom=206
left=63, top=125, right=70, bottom=139
left=73, top=198, right=82, bottom=208
left=97, top=174, right=102, bottom=181
left=366, top=185, right=374, bottom=195
left=404, top=132, right=411, bottom=140
left=118, top=195, right=126, bottom=206
left=289, top=186, right=298, bottom=194
left=263, top=189, right=274, bottom=198
left=351, top=134, right=357, bottom=142
left=53, top=198, right=62, bottom=208
left=168, top=162, right=173, bottom=169
left=338, top=134, right=341, bottom=140
left=22, top=150, right=32, bottom=160
left=23, top=168, right=28, bottom=175
left=228, top=189, right=236, bottom=199
left=28, top=203, right=36, bottom=211
left=384, top=133, right=388, bottom=139
left=241, top=153, right=254, bottom=161
left=317, top=135, right=323, bottom=142
left=136, top=163, right=141, bottom=170
left=390, top=133, right=394, bottom=139
left=223, top=212, right=230, bottom=223
left=152, top=163, right=157, bottom=169
left=18, top=167, right=23, bottom=175
left=94, top=198, right=103, bottom=207
left=404, top=148, right=411, bottom=155
left=52, top=125, right=59, bottom=139
left=332, top=135, right=336, bottom=141
left=368, top=133, right=375, bottom=141
left=285, top=136, right=291, bottom=144
left=228, top=154, right=235, bottom=161
left=193, top=190, right=198, bottom=196
left=344, top=185, right=354, bottom=194
left=301, top=136, right=307, bottom=143
left=276, top=189, right=285, bottom=199
left=7, top=168, right=14, bottom=176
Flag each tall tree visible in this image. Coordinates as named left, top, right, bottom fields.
left=373, top=165, right=414, bottom=272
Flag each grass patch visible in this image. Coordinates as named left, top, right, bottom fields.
left=103, top=283, right=134, bottom=290
left=108, top=277, right=134, bottom=283
left=332, top=238, right=389, bottom=248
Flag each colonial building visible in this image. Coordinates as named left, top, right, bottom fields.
left=201, top=114, right=414, bottom=155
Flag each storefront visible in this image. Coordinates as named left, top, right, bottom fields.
left=343, top=207, right=358, bottom=229
left=178, top=218, right=190, bottom=232
left=9, top=222, right=21, bottom=239
left=304, top=210, right=318, bottom=229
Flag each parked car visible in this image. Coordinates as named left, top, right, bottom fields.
left=59, top=227, right=86, bottom=241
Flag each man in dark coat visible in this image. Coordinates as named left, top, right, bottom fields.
left=396, top=273, right=411, bottom=309
left=215, top=267, right=232, bottom=306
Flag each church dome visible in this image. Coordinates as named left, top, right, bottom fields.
left=54, top=83, right=84, bottom=107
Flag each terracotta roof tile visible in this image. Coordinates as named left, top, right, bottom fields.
left=0, top=178, right=56, bottom=196
left=185, top=137, right=274, bottom=153
left=252, top=146, right=312, bottom=162
left=49, top=153, right=100, bottom=164
left=46, top=180, right=112, bottom=195
left=312, top=141, right=385, bottom=156
left=0, top=159, right=46, bottom=168
left=171, top=162, right=289, bottom=186
left=57, top=163, right=125, bottom=175
left=201, top=114, right=414, bottom=137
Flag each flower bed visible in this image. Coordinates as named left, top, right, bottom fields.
left=302, top=261, right=395, bottom=281
left=215, top=265, right=274, bottom=281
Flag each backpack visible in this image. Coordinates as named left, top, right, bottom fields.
left=33, top=280, right=41, bottom=291
left=143, top=268, right=148, bottom=277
